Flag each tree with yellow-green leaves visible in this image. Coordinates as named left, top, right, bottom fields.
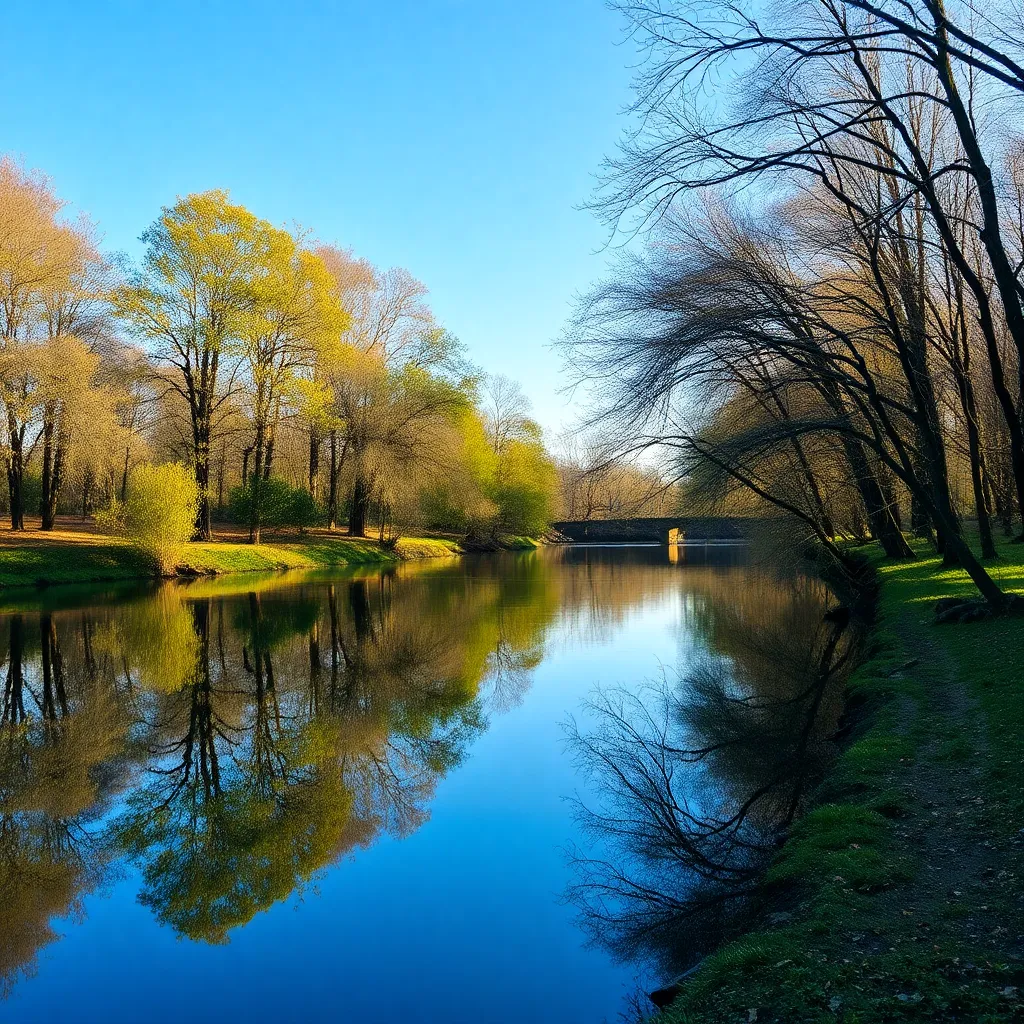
left=113, top=191, right=277, bottom=540
left=238, top=238, right=349, bottom=543
left=0, top=158, right=110, bottom=530
left=307, top=249, right=485, bottom=538
left=97, top=462, right=201, bottom=572
left=1, top=157, right=557, bottom=541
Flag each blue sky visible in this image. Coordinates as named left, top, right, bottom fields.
left=0, top=0, right=635, bottom=434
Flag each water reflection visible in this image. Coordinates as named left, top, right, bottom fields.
left=1, top=610, right=129, bottom=994
left=0, top=556, right=584, bottom=988
left=566, top=567, right=864, bottom=993
left=0, top=544, right=849, bottom=1019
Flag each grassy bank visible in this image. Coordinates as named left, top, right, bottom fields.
left=660, top=536, right=1024, bottom=1023
left=180, top=534, right=461, bottom=573
left=0, top=523, right=462, bottom=589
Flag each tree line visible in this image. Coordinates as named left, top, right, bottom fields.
left=565, top=0, right=1024, bottom=611
left=0, top=161, right=561, bottom=543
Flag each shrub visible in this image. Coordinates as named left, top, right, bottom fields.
left=228, top=477, right=323, bottom=532
left=97, top=463, right=199, bottom=572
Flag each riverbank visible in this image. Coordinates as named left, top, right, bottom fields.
left=0, top=519, right=476, bottom=590
left=659, top=536, right=1024, bottom=1023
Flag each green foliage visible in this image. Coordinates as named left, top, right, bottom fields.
left=489, top=436, right=557, bottom=536
left=228, top=478, right=323, bottom=532
left=96, top=463, right=199, bottom=573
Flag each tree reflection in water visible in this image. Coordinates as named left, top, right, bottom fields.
left=0, top=545, right=788, bottom=1002
left=0, top=611, right=132, bottom=994
left=566, top=570, right=864, bottom=984
left=0, top=557, right=576, bottom=985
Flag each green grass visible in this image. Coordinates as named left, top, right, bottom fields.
left=179, top=535, right=404, bottom=574
left=765, top=805, right=908, bottom=891
left=0, top=529, right=463, bottom=591
left=0, top=537, right=156, bottom=588
left=498, top=535, right=541, bottom=550
left=391, top=536, right=463, bottom=559
left=659, top=531, right=1024, bottom=1024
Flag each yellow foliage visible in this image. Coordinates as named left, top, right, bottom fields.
left=98, top=463, right=200, bottom=572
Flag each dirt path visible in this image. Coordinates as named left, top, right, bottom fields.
left=853, top=612, right=1023, bottom=1014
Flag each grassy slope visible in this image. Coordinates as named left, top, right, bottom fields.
left=180, top=534, right=460, bottom=573
left=661, top=536, right=1024, bottom=1024
left=0, top=530, right=461, bottom=589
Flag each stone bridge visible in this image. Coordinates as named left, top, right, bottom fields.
left=550, top=517, right=756, bottom=545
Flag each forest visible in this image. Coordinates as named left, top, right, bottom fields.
left=564, top=0, right=1024, bottom=614
left=0, top=163, right=579, bottom=549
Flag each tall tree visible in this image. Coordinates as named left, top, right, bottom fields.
left=0, top=158, right=102, bottom=529
left=114, top=191, right=276, bottom=539
left=238, top=238, right=348, bottom=542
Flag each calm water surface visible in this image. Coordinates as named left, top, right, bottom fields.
left=0, top=544, right=842, bottom=1023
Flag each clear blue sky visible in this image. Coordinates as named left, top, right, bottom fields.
left=0, top=0, right=635, bottom=434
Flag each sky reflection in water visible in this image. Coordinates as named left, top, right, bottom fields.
left=0, top=543, right=828, bottom=1024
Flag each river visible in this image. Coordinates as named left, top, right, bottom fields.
left=0, top=544, right=855, bottom=1023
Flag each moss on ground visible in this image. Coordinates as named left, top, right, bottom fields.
left=659, top=533, right=1024, bottom=1024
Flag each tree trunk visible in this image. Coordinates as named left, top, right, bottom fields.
left=40, top=413, right=67, bottom=531
left=242, top=445, right=253, bottom=487
left=349, top=475, right=369, bottom=537
left=43, top=439, right=66, bottom=530
left=262, top=436, right=274, bottom=480
left=249, top=426, right=265, bottom=545
left=81, top=471, right=92, bottom=519
left=6, top=410, right=25, bottom=530
left=193, top=433, right=212, bottom=541
left=822, top=378, right=914, bottom=559
left=928, top=6, right=1024, bottom=539
left=216, top=441, right=226, bottom=516
left=308, top=427, right=321, bottom=499
left=40, top=412, right=54, bottom=526
left=121, top=446, right=131, bottom=501
left=327, top=430, right=338, bottom=530
left=954, top=363, right=997, bottom=559
left=843, top=436, right=914, bottom=559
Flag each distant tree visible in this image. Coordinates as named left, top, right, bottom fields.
left=489, top=425, right=558, bottom=536
left=482, top=374, right=532, bottom=467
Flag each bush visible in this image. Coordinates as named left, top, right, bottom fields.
left=96, top=463, right=199, bottom=573
left=228, top=477, right=323, bottom=532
